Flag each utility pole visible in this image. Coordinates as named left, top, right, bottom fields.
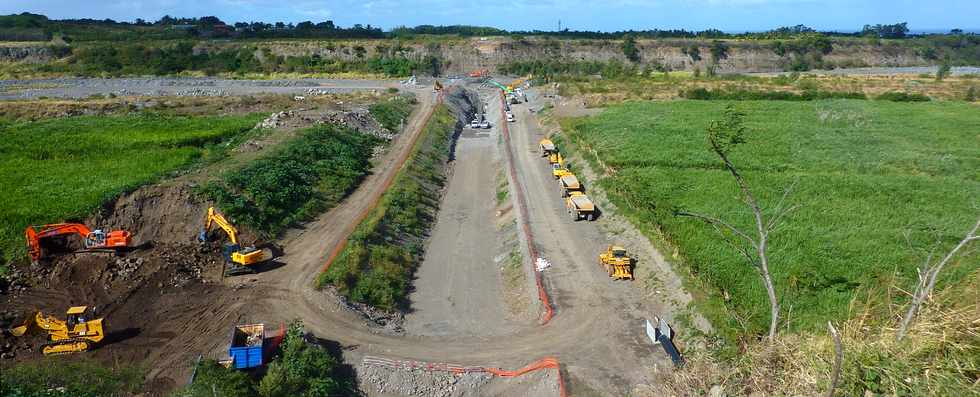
left=558, top=19, right=561, bottom=32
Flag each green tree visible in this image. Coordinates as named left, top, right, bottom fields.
left=936, top=58, right=951, bottom=81
left=176, top=360, right=257, bottom=397
left=257, top=321, right=352, bottom=397
left=621, top=34, right=640, bottom=63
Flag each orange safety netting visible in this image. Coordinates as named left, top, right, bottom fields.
left=485, top=357, right=568, bottom=397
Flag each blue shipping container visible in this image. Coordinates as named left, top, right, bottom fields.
left=228, top=324, right=264, bottom=369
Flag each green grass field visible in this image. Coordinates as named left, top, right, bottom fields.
left=0, top=113, right=262, bottom=266
left=560, top=99, right=980, bottom=338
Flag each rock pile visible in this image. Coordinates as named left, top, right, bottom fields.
left=358, top=361, right=493, bottom=397
left=255, top=110, right=295, bottom=129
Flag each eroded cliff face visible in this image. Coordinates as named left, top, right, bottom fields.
left=231, top=37, right=931, bottom=74
left=1, top=37, right=930, bottom=74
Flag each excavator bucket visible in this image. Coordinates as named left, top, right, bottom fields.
left=9, top=324, right=28, bottom=337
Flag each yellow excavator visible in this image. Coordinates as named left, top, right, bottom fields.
left=9, top=306, right=105, bottom=355
left=599, top=245, right=634, bottom=280
left=199, top=207, right=273, bottom=276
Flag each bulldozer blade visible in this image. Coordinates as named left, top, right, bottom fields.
left=258, top=248, right=274, bottom=262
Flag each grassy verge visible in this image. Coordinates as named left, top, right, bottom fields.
left=0, top=359, right=143, bottom=396
left=316, top=105, right=456, bottom=311
left=655, top=270, right=979, bottom=396
left=0, top=113, right=262, bottom=265
left=200, top=123, right=379, bottom=237
left=369, top=95, right=415, bottom=132
left=558, top=99, right=979, bottom=341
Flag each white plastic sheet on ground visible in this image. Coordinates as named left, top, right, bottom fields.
left=535, top=257, right=551, bottom=272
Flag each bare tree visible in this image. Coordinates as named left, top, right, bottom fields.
left=677, top=105, right=796, bottom=341
left=896, top=216, right=979, bottom=341
left=826, top=321, right=843, bottom=397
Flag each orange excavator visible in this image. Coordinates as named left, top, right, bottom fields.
left=25, top=223, right=132, bottom=264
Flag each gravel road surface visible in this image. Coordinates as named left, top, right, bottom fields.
left=0, top=77, right=396, bottom=100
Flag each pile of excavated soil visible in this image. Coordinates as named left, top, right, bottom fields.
left=356, top=362, right=559, bottom=397
left=0, top=241, right=227, bottom=361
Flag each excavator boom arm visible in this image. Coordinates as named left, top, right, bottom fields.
left=202, top=207, right=239, bottom=245
left=25, top=223, right=95, bottom=262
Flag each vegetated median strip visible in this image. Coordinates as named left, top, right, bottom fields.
left=498, top=91, right=556, bottom=325
left=315, top=90, right=451, bottom=310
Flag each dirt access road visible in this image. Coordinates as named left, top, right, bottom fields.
left=185, top=85, right=691, bottom=395
left=403, top=112, right=526, bottom=337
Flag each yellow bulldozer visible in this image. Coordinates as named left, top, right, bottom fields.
left=599, top=245, right=633, bottom=280
left=9, top=306, right=106, bottom=355
left=199, top=207, right=273, bottom=276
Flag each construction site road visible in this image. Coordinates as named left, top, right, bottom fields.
left=69, top=83, right=696, bottom=395
left=403, top=114, right=525, bottom=337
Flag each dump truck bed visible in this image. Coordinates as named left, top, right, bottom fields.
left=569, top=195, right=594, bottom=211
left=559, top=174, right=580, bottom=190
left=229, top=323, right=265, bottom=369
left=540, top=141, right=556, bottom=151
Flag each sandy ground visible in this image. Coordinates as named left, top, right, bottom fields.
left=0, top=77, right=397, bottom=100
left=404, top=115, right=523, bottom=337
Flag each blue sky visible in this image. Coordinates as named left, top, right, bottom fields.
left=2, top=0, right=977, bottom=32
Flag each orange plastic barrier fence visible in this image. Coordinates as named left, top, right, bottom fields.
left=319, top=88, right=448, bottom=275
left=498, top=91, right=555, bottom=325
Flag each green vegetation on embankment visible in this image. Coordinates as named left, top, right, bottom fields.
left=369, top=95, right=415, bottom=132
left=0, top=113, right=262, bottom=266
left=559, top=99, right=980, bottom=340
left=317, top=105, right=457, bottom=311
left=201, top=123, right=379, bottom=237
left=0, top=358, right=143, bottom=396
left=0, top=41, right=439, bottom=78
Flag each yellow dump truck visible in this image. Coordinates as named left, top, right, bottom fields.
left=559, top=173, right=582, bottom=197
left=540, top=139, right=556, bottom=157
left=565, top=191, right=596, bottom=221
left=599, top=245, right=633, bottom=280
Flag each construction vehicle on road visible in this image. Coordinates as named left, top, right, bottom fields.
left=25, top=223, right=132, bottom=264
left=565, top=192, right=596, bottom=221
left=559, top=173, right=582, bottom=197
left=9, top=306, right=106, bottom=355
left=468, top=69, right=489, bottom=78
left=540, top=139, right=556, bottom=157
left=199, top=207, right=273, bottom=276
left=599, top=245, right=634, bottom=280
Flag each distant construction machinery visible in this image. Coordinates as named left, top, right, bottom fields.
left=599, top=245, right=634, bottom=280
left=25, top=223, right=132, bottom=264
left=9, top=306, right=106, bottom=355
left=198, top=207, right=273, bottom=276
